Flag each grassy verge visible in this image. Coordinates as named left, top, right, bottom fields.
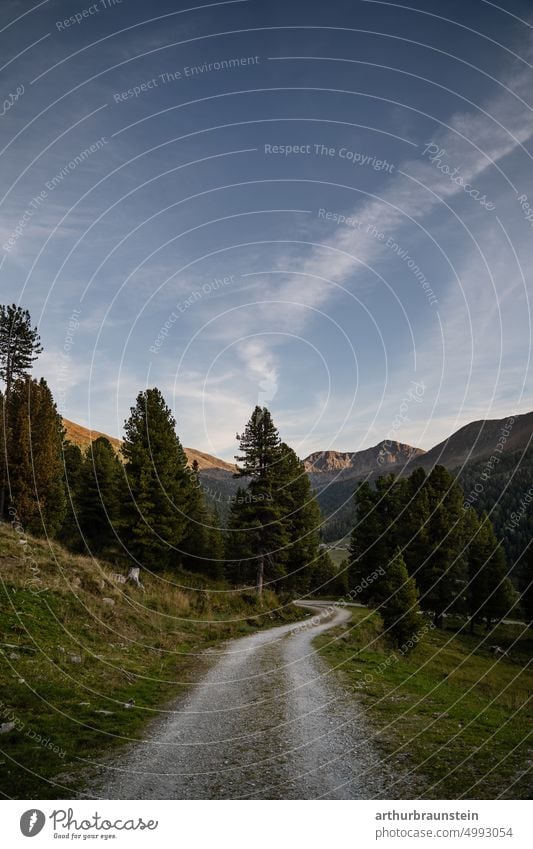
left=316, top=606, right=533, bottom=799
left=0, top=524, right=305, bottom=799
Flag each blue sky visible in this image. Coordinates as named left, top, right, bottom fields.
left=1, top=0, right=532, bottom=460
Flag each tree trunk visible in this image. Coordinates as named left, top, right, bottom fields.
left=0, top=375, right=12, bottom=521
left=256, top=555, right=264, bottom=598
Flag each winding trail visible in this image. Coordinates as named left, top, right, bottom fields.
left=90, top=602, right=393, bottom=799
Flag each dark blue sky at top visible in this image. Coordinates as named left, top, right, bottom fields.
left=1, top=0, right=532, bottom=458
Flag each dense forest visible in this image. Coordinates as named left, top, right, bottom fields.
left=348, top=469, right=521, bottom=641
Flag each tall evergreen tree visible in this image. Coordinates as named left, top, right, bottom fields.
left=58, top=440, right=84, bottom=550
left=273, top=443, right=322, bottom=595
left=466, top=511, right=516, bottom=629
left=0, top=304, right=43, bottom=518
left=349, top=480, right=393, bottom=603
left=225, top=486, right=257, bottom=585
left=121, top=388, right=192, bottom=572
left=231, top=407, right=286, bottom=594
left=206, top=506, right=225, bottom=581
left=380, top=549, right=423, bottom=650
left=417, top=465, right=468, bottom=626
left=521, top=543, right=533, bottom=627
left=181, top=460, right=215, bottom=576
left=7, top=377, right=66, bottom=536
left=76, top=437, right=123, bottom=557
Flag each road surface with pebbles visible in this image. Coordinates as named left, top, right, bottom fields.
left=89, top=602, right=397, bottom=799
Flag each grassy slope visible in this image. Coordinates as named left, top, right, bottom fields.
left=0, top=524, right=304, bottom=799
left=316, top=607, right=533, bottom=799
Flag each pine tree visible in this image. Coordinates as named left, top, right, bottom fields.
left=58, top=440, right=84, bottom=550
left=235, top=406, right=281, bottom=479
left=467, top=511, right=516, bottom=629
left=206, top=506, right=225, bottom=581
left=418, top=465, right=468, bottom=626
left=0, top=304, right=43, bottom=518
left=225, top=486, right=257, bottom=585
left=348, top=481, right=388, bottom=603
left=76, top=437, right=123, bottom=557
left=272, top=443, right=322, bottom=595
left=380, top=549, right=423, bottom=650
left=521, top=543, right=533, bottom=627
left=7, top=377, right=66, bottom=536
left=232, top=407, right=286, bottom=594
left=398, top=468, right=431, bottom=581
left=309, top=549, right=338, bottom=594
left=181, top=460, right=212, bottom=575
left=121, top=388, right=192, bottom=572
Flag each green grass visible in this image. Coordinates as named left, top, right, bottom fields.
left=0, top=524, right=305, bottom=799
left=315, top=606, right=533, bottom=799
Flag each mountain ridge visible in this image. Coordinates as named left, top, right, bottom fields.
left=63, top=410, right=533, bottom=483
left=62, top=418, right=236, bottom=472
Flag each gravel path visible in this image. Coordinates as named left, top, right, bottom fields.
left=89, top=602, right=392, bottom=799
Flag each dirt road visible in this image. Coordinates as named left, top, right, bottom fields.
left=90, top=602, right=393, bottom=799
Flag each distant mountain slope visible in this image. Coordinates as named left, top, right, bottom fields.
left=62, top=418, right=123, bottom=453
left=62, top=418, right=235, bottom=472
left=315, top=411, right=533, bottom=543
left=403, top=412, right=532, bottom=472
left=304, top=441, right=425, bottom=476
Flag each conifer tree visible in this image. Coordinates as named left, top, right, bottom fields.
left=380, top=549, right=423, bottom=650
left=225, top=486, right=257, bottom=585
left=467, top=511, right=516, bottom=629
left=181, top=460, right=212, bottom=575
left=58, top=440, right=84, bottom=550
left=521, top=543, right=533, bottom=627
left=7, top=377, right=66, bottom=536
left=417, top=465, right=468, bottom=626
left=348, top=481, right=385, bottom=603
left=206, top=506, right=225, bottom=581
left=232, top=406, right=286, bottom=594
left=77, top=437, right=123, bottom=557
left=121, top=388, right=192, bottom=572
left=273, top=443, right=322, bottom=595
left=0, top=304, right=43, bottom=518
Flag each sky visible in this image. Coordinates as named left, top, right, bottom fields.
left=1, top=0, right=532, bottom=461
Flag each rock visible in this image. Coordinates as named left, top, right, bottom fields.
left=102, top=597, right=115, bottom=607
left=0, top=722, right=15, bottom=734
left=69, top=655, right=82, bottom=664
left=8, top=652, right=19, bottom=660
